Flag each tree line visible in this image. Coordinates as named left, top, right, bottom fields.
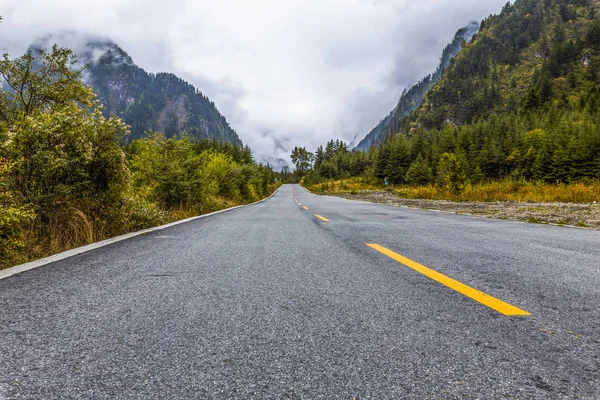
left=291, top=102, right=600, bottom=193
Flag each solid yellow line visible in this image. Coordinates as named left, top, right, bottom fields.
left=366, top=244, right=530, bottom=316
left=303, top=206, right=309, bottom=210
left=315, top=214, right=330, bottom=222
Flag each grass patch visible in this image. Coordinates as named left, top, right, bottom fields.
left=527, top=217, right=545, bottom=224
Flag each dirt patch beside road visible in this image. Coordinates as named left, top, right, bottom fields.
left=328, top=190, right=600, bottom=230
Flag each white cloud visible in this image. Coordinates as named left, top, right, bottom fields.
left=0, top=0, right=508, bottom=166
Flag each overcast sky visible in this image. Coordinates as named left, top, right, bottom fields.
left=1, top=0, right=508, bottom=166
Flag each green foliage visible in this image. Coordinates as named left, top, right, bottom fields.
left=8, top=103, right=129, bottom=210
left=0, top=203, right=35, bottom=268
left=405, top=154, right=433, bottom=186
left=128, top=134, right=203, bottom=208
left=0, top=45, right=92, bottom=124
left=0, top=39, right=277, bottom=268
left=308, top=96, right=600, bottom=192
left=203, top=151, right=240, bottom=200
left=1, top=44, right=130, bottom=253
left=128, top=134, right=275, bottom=212
left=124, top=195, right=168, bottom=232
left=302, top=139, right=370, bottom=185
left=0, top=160, right=35, bottom=267
left=383, top=136, right=411, bottom=184
left=290, top=146, right=313, bottom=176
left=437, top=153, right=469, bottom=194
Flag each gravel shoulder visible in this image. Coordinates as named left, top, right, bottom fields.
left=325, top=190, right=600, bottom=230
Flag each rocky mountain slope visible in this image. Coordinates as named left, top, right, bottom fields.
left=31, top=36, right=242, bottom=145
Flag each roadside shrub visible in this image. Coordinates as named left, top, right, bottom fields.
left=437, top=153, right=469, bottom=195
left=0, top=201, right=35, bottom=268
left=124, top=195, right=169, bottom=231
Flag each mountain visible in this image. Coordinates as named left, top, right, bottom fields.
left=30, top=35, right=242, bottom=145
left=373, top=0, right=600, bottom=184
left=354, top=22, right=480, bottom=151
left=415, top=0, right=600, bottom=130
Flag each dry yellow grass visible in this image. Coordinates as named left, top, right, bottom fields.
left=308, top=178, right=600, bottom=204
left=310, top=179, right=383, bottom=194
left=48, top=207, right=95, bottom=254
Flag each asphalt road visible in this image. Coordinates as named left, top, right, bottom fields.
left=1, top=184, right=599, bottom=399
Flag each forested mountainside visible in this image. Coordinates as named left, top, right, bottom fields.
left=417, top=0, right=600, bottom=130
left=354, top=22, right=480, bottom=151
left=302, top=0, right=600, bottom=189
left=88, top=40, right=241, bottom=144
left=31, top=37, right=241, bottom=145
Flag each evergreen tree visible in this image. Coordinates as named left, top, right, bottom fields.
left=405, top=154, right=433, bottom=186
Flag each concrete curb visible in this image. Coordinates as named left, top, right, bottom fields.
left=0, top=185, right=282, bottom=281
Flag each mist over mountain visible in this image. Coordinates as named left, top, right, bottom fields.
left=354, top=22, right=480, bottom=151
left=30, top=34, right=242, bottom=146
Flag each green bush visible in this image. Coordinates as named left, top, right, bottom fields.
left=0, top=199, right=35, bottom=268
left=437, top=153, right=469, bottom=195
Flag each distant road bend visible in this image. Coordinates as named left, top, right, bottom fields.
left=1, top=184, right=599, bottom=398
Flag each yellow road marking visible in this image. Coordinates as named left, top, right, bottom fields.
left=366, top=244, right=530, bottom=317
left=303, top=206, right=309, bottom=210
left=315, top=214, right=330, bottom=222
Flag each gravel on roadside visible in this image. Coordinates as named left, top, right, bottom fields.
left=326, top=190, right=600, bottom=230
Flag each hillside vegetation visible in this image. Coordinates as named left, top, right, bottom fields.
left=298, top=0, right=600, bottom=198
left=355, top=21, right=480, bottom=151
left=0, top=43, right=277, bottom=269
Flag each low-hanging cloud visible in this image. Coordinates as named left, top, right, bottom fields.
left=0, top=0, right=508, bottom=167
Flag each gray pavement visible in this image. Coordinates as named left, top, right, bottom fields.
left=1, top=184, right=599, bottom=399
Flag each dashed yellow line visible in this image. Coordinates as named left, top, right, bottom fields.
left=366, top=244, right=530, bottom=317
left=292, top=188, right=323, bottom=220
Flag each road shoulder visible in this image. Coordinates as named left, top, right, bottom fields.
left=313, top=190, right=600, bottom=230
